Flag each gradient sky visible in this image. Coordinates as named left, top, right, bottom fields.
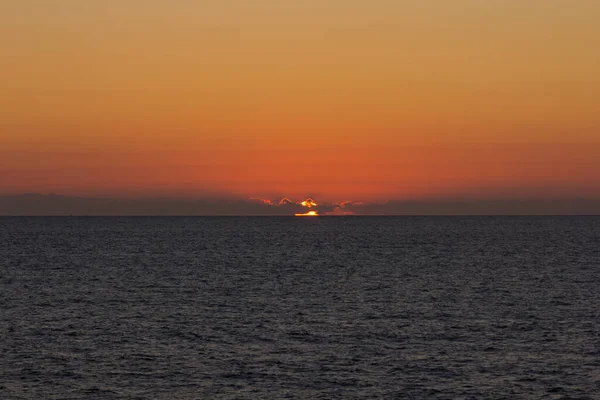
left=2, top=1, right=599, bottom=202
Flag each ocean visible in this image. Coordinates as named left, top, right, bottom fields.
left=1, top=216, right=599, bottom=399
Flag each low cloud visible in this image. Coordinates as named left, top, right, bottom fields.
left=1, top=193, right=599, bottom=216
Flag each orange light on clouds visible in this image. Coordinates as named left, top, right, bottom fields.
left=301, top=198, right=318, bottom=208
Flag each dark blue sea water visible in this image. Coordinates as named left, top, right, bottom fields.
left=1, top=216, right=599, bottom=399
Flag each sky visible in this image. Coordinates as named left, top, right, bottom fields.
left=1, top=1, right=599, bottom=212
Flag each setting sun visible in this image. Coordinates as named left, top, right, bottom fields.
left=295, top=211, right=319, bottom=217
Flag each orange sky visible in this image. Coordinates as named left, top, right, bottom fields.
left=2, top=1, right=599, bottom=202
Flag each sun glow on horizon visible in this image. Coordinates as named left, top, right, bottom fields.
left=295, top=211, right=319, bottom=217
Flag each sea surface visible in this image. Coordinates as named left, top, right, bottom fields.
left=1, top=216, right=599, bottom=399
